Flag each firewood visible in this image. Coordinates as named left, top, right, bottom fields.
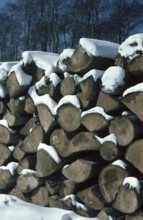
left=113, top=177, right=143, bottom=214
left=13, top=140, right=25, bottom=161
left=17, top=174, right=39, bottom=193
left=50, top=128, right=71, bottom=157
left=122, top=92, right=143, bottom=122
left=0, top=164, right=17, bottom=190
left=31, top=186, right=49, bottom=206
left=24, top=95, right=36, bottom=114
left=59, top=180, right=78, bottom=197
left=49, top=195, right=71, bottom=210
left=99, top=160, right=131, bottom=203
left=37, top=104, right=56, bottom=133
left=57, top=101, right=81, bottom=132
left=20, top=124, right=45, bottom=153
left=77, top=184, right=105, bottom=210
left=0, top=100, right=6, bottom=115
left=19, top=116, right=39, bottom=136
left=45, top=179, right=62, bottom=196
left=7, top=97, right=25, bottom=115
left=16, top=154, right=36, bottom=174
left=0, top=120, right=17, bottom=144
left=125, top=212, right=143, bottom=220
left=77, top=91, right=90, bottom=109
left=97, top=210, right=111, bottom=220
left=60, top=76, right=77, bottom=96
left=0, top=143, right=12, bottom=166
left=36, top=144, right=62, bottom=177
left=9, top=186, right=26, bottom=201
left=96, top=90, right=124, bottom=114
left=109, top=115, right=143, bottom=146
left=125, top=139, right=143, bottom=174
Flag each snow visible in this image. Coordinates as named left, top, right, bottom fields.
left=38, top=143, right=61, bottom=164
left=0, top=194, right=99, bottom=220
left=8, top=146, right=14, bottom=152
left=62, top=194, right=88, bottom=211
left=19, top=96, right=25, bottom=101
left=112, top=160, right=127, bottom=169
left=95, top=133, right=117, bottom=145
left=0, top=119, right=16, bottom=134
left=0, top=61, right=18, bottom=81
left=79, top=38, right=119, bottom=58
left=118, top=33, right=143, bottom=60
left=57, top=95, right=81, bottom=110
left=0, top=83, right=8, bottom=98
left=123, top=177, right=141, bottom=194
left=22, top=51, right=59, bottom=76
left=20, top=169, right=36, bottom=175
left=58, top=48, right=74, bottom=72
left=35, top=73, right=61, bottom=90
left=101, top=66, right=125, bottom=93
left=81, top=69, right=104, bottom=82
left=123, top=82, right=143, bottom=97
left=28, top=86, right=57, bottom=115
left=0, top=162, right=18, bottom=175
left=81, top=107, right=113, bottom=120
left=10, top=63, right=32, bottom=86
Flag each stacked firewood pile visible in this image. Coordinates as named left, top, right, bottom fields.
left=0, top=34, right=143, bottom=219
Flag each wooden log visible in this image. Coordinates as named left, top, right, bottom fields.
left=48, top=195, right=71, bottom=210
left=60, top=76, right=77, bottom=96
left=125, top=212, right=143, bottom=220
left=59, top=180, right=78, bottom=197
left=81, top=107, right=112, bottom=132
left=77, top=91, right=90, bottom=109
left=20, top=124, right=45, bottom=153
left=17, top=174, right=39, bottom=193
left=125, top=139, right=143, bottom=174
left=24, top=94, right=36, bottom=115
left=109, top=115, right=143, bottom=146
left=36, top=144, right=62, bottom=177
left=122, top=92, right=143, bottom=122
left=57, top=101, right=81, bottom=132
left=31, top=186, right=49, bottom=206
left=13, top=140, right=26, bottom=161
left=37, top=104, right=56, bottom=133
left=97, top=210, right=111, bottom=220
left=0, top=143, right=12, bottom=166
left=9, top=186, right=26, bottom=201
left=50, top=128, right=71, bottom=157
left=99, top=160, right=131, bottom=203
left=45, top=179, right=62, bottom=196
left=113, top=177, right=143, bottom=214
left=77, top=184, right=105, bottom=210
left=0, top=121, right=17, bottom=144
left=0, top=165, right=17, bottom=190
left=7, top=97, right=25, bottom=115
left=0, top=100, right=6, bottom=115
left=16, top=154, right=37, bottom=174
left=19, top=116, right=39, bottom=136
left=96, top=90, right=124, bottom=114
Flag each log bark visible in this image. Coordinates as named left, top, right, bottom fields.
left=17, top=174, right=39, bottom=193
left=122, top=92, right=143, bottom=122
left=16, top=154, right=36, bottom=174
left=0, top=143, right=12, bottom=166
left=109, top=115, right=143, bottom=146
left=31, top=186, right=49, bottom=206
left=125, top=139, right=143, bottom=174
left=60, top=76, right=77, bottom=96
left=57, top=103, right=81, bottom=132
left=37, top=104, right=56, bottom=133
left=20, top=124, right=45, bottom=153
left=99, top=161, right=130, bottom=203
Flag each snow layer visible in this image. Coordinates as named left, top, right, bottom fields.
left=101, top=66, right=125, bottom=93
left=22, top=51, right=59, bottom=76
left=81, top=69, right=104, bottom=82
left=0, top=61, right=18, bottom=81
left=112, top=160, right=127, bottom=169
left=58, top=48, right=74, bottom=72
left=0, top=162, right=18, bottom=175
left=38, top=143, right=61, bottom=164
left=62, top=194, right=88, bottom=211
left=10, top=63, right=32, bottom=86
left=0, top=83, right=8, bottom=98
left=57, top=95, right=81, bottom=110
left=79, top=38, right=119, bottom=58
left=123, top=177, right=141, bottom=194
left=123, top=82, right=143, bottom=97
left=95, top=133, right=117, bottom=145
left=35, top=73, right=61, bottom=90
left=20, top=169, right=36, bottom=175
left=119, top=33, right=143, bottom=60
left=81, top=106, right=113, bottom=120
left=0, top=194, right=99, bottom=220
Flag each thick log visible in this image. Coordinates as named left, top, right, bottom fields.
left=77, top=185, right=105, bottom=210
left=125, top=139, right=143, bottom=174
left=50, top=128, right=71, bottom=157
left=68, top=132, right=100, bottom=156
left=17, top=174, right=39, bottom=193
left=0, top=143, right=12, bottom=166
left=109, top=115, right=143, bottom=146
left=59, top=180, right=78, bottom=197
left=7, top=71, right=30, bottom=98
left=37, top=104, right=56, bottom=133
left=113, top=177, right=143, bottom=214
left=20, top=124, right=45, bottom=153
left=36, top=146, right=62, bottom=177
left=57, top=103, right=81, bottom=132
left=24, top=94, right=36, bottom=114
left=60, top=76, right=77, bottom=96
left=31, top=186, right=49, bottom=206
left=13, top=140, right=25, bottom=161
left=7, top=97, right=25, bottom=115
left=10, top=186, right=26, bottom=201
left=96, top=90, right=124, bottom=114
left=99, top=160, right=131, bottom=203
left=16, top=154, right=36, bottom=174
left=122, top=92, right=143, bottom=122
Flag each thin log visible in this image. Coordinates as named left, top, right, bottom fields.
left=24, top=95, right=36, bottom=115
left=60, top=76, right=77, bottom=96
left=0, top=123, right=17, bottom=144
left=17, top=174, right=39, bottom=193
left=59, top=180, right=78, bottom=197
left=109, top=115, right=143, bottom=146
left=45, top=179, right=62, bottom=196
left=10, top=186, right=26, bottom=201
left=16, top=154, right=36, bottom=175
left=31, top=186, right=49, bottom=206
left=48, top=195, right=71, bottom=210
left=97, top=210, right=111, bottom=220
left=13, top=140, right=26, bottom=161
left=125, top=212, right=143, bottom=220
left=77, top=91, right=90, bottom=109
left=0, top=143, right=12, bottom=166
left=0, top=169, right=16, bottom=190
left=0, top=101, right=6, bottom=115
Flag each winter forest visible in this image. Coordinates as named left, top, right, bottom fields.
left=0, top=0, right=143, bottom=61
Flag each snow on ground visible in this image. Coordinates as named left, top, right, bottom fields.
left=79, top=38, right=119, bottom=58
left=0, top=194, right=100, bottom=220
left=118, top=33, right=143, bottom=60
left=22, top=51, right=59, bottom=76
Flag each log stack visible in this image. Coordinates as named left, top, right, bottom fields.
left=0, top=34, right=143, bottom=219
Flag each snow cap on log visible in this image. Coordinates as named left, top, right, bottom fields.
left=57, top=48, right=74, bottom=72
left=0, top=61, right=18, bottom=82
left=123, top=177, right=141, bottom=194
left=0, top=162, right=18, bottom=176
